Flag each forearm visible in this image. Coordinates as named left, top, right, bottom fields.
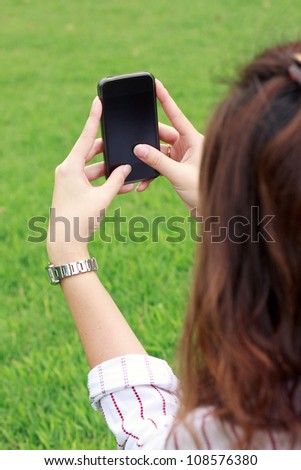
left=56, top=254, right=146, bottom=369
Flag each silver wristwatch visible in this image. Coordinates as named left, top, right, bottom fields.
left=46, top=257, right=98, bottom=285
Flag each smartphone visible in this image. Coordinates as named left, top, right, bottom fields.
left=97, top=72, right=160, bottom=184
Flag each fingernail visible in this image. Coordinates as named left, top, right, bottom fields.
left=122, top=164, right=132, bottom=176
left=134, top=144, right=149, bottom=158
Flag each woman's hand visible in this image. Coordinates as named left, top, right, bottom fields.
left=47, top=97, right=134, bottom=265
left=134, top=80, right=204, bottom=211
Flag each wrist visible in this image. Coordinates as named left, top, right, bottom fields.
left=47, top=242, right=90, bottom=265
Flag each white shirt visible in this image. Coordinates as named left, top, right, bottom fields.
left=88, top=354, right=296, bottom=450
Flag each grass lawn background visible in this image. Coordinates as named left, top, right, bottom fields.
left=1, top=0, right=300, bottom=450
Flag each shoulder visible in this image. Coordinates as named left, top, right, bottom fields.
left=166, top=407, right=239, bottom=450
left=166, top=407, right=297, bottom=450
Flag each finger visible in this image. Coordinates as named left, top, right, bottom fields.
left=118, top=183, right=135, bottom=194
left=155, top=79, right=196, bottom=139
left=86, top=138, right=104, bottom=163
left=68, top=97, right=102, bottom=166
left=84, top=162, right=105, bottom=181
left=158, top=122, right=179, bottom=144
left=160, top=143, right=182, bottom=162
left=134, top=144, right=180, bottom=184
left=136, top=179, right=153, bottom=192
left=100, top=164, right=132, bottom=203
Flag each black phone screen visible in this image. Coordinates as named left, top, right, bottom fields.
left=99, top=73, right=160, bottom=183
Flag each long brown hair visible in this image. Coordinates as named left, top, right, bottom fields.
left=178, top=42, right=301, bottom=448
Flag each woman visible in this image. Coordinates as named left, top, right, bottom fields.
left=47, top=42, right=301, bottom=449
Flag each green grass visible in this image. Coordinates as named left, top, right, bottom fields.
left=1, top=0, right=301, bottom=450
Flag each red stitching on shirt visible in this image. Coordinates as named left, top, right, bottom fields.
left=97, top=365, right=106, bottom=395
left=132, top=387, right=144, bottom=419
left=147, top=418, right=158, bottom=429
left=117, top=440, right=126, bottom=448
left=100, top=401, right=108, bottom=423
left=201, top=411, right=212, bottom=450
left=132, top=387, right=158, bottom=429
left=110, top=393, right=140, bottom=441
left=121, top=357, right=130, bottom=388
left=151, top=384, right=167, bottom=416
left=100, top=401, right=126, bottom=449
left=144, top=356, right=155, bottom=384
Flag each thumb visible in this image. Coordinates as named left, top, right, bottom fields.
left=134, top=144, right=180, bottom=184
left=101, top=164, right=132, bottom=203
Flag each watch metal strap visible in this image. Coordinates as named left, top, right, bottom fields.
left=46, top=257, right=98, bottom=285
